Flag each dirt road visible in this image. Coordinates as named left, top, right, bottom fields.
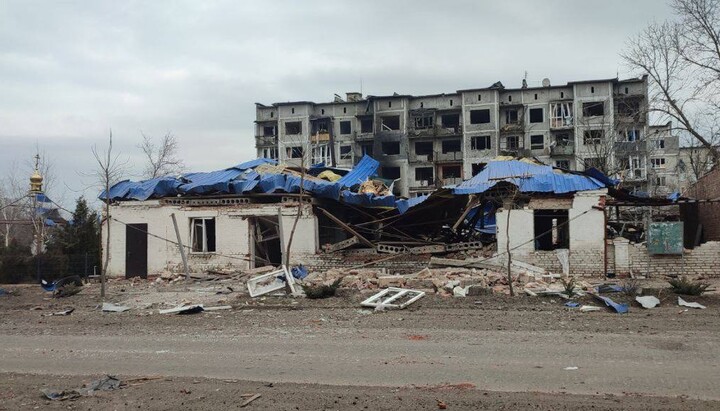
left=1, top=282, right=719, bottom=410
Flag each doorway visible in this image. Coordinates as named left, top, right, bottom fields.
left=125, top=224, right=148, bottom=278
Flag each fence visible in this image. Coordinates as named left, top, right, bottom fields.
left=0, top=252, right=99, bottom=284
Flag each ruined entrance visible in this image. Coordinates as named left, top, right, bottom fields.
left=125, top=223, right=148, bottom=278
left=249, top=216, right=282, bottom=268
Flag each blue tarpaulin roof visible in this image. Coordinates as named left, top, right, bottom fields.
left=454, top=160, right=606, bottom=195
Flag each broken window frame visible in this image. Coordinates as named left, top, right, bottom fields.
left=360, top=142, right=373, bottom=157
left=471, top=135, right=491, bottom=151
left=650, top=157, right=666, bottom=168
left=505, top=109, right=519, bottom=125
left=533, top=209, right=569, bottom=251
left=655, top=176, right=667, bottom=186
left=382, top=166, right=401, bottom=180
left=500, top=135, right=522, bottom=150
left=380, top=115, right=401, bottom=131
left=630, top=155, right=644, bottom=178
left=470, top=109, right=491, bottom=124
left=285, top=121, right=302, bottom=135
left=529, top=107, right=544, bottom=123
left=530, top=134, right=544, bottom=150
left=262, top=125, right=276, bottom=137
left=654, top=139, right=666, bottom=149
left=339, top=145, right=353, bottom=161
left=441, top=165, right=462, bottom=179
left=441, top=139, right=462, bottom=154
left=261, top=147, right=278, bottom=160
left=190, top=217, right=216, bottom=253
left=582, top=101, right=605, bottom=117
left=583, top=129, right=604, bottom=145
left=413, top=114, right=434, bottom=130
left=339, top=120, right=352, bottom=135
left=555, top=160, right=570, bottom=170
left=623, top=128, right=642, bottom=142
left=414, top=167, right=434, bottom=184
left=381, top=141, right=401, bottom=155
left=360, top=117, right=373, bottom=133
left=287, top=145, right=305, bottom=159
left=550, top=102, right=573, bottom=127
left=414, top=141, right=434, bottom=156
left=441, top=113, right=461, bottom=132
left=311, top=144, right=331, bottom=164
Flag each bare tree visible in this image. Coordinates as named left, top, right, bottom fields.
left=91, top=130, right=128, bottom=299
left=622, top=0, right=720, bottom=162
left=138, top=132, right=185, bottom=179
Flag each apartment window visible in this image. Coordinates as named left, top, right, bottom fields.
left=315, top=120, right=329, bottom=133
left=529, top=108, right=544, bottom=123
left=625, top=128, right=641, bottom=142
left=382, top=141, right=400, bottom=155
left=415, top=141, right=433, bottom=156
left=530, top=134, right=544, bottom=150
left=560, top=92, right=564, bottom=99
left=360, top=117, right=373, bottom=133
left=261, top=147, right=278, bottom=159
left=343, top=107, right=347, bottom=114
left=339, top=145, right=352, bottom=160
left=360, top=142, right=373, bottom=157
left=270, top=112, right=274, bottom=118
left=591, top=86, right=595, bottom=93
left=534, top=93, right=538, bottom=100
left=441, top=139, right=462, bottom=153
left=505, top=109, right=519, bottom=124
left=415, top=167, right=434, bottom=183
left=287, top=146, right=304, bottom=159
left=534, top=210, right=569, bottom=250
left=471, top=135, right=491, bottom=150
left=555, top=133, right=572, bottom=146
left=285, top=121, right=302, bottom=135
left=321, top=109, right=325, bottom=115
left=650, top=157, right=667, bottom=168
left=442, top=165, right=462, bottom=179
left=655, top=176, right=667, bottom=186
left=382, top=166, right=400, bottom=180
left=550, top=103, right=573, bottom=127
left=625, top=87, right=629, bottom=94
left=655, top=139, right=666, bottom=149
left=291, top=108, right=295, bottom=114
left=339, top=120, right=352, bottom=135
left=441, top=113, right=460, bottom=131
left=388, top=101, right=392, bottom=108
left=263, top=126, right=276, bottom=137
left=478, top=94, right=482, bottom=101
left=311, top=144, right=331, bottom=164
left=450, top=99, right=453, bottom=106
left=583, top=129, right=604, bottom=145
left=500, top=135, right=521, bottom=150
left=191, top=218, right=216, bottom=253
left=508, top=95, right=513, bottom=102
left=413, top=114, right=434, bottom=129
left=470, top=109, right=491, bottom=124
left=582, top=102, right=605, bottom=117
left=556, top=160, right=570, bottom=170
left=381, top=115, right=400, bottom=131
left=616, top=99, right=641, bottom=117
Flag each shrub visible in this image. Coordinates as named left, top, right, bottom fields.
left=668, top=276, right=710, bottom=296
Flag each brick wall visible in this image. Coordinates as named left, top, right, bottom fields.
left=626, top=240, right=720, bottom=278
left=295, top=252, right=431, bottom=275
left=687, top=167, right=720, bottom=240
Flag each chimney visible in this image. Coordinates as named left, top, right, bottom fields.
left=346, top=92, right=362, bottom=102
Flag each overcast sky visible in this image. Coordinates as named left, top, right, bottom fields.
left=0, top=0, right=672, bottom=208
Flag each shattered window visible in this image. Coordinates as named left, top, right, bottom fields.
left=471, top=135, right=491, bottom=150
left=191, top=218, right=216, bottom=253
left=529, top=108, right=544, bottom=123
left=288, top=146, right=304, bottom=158
left=470, top=109, right=490, bottom=124
left=414, top=167, right=434, bottom=183
left=441, top=139, right=461, bottom=153
left=261, top=147, right=278, bottom=159
left=413, top=114, right=434, bottom=129
left=505, top=109, right=519, bottom=124
left=582, top=102, right=605, bottom=117
left=500, top=135, right=521, bottom=150
left=285, top=121, right=302, bottom=135
left=442, top=165, right=462, bottom=179
left=414, top=141, right=434, bottom=156
left=360, top=142, right=373, bottom=157
left=339, top=145, right=352, bottom=160
left=583, top=129, right=604, bottom=145
left=530, top=134, right=544, bottom=150
left=382, top=141, right=400, bottom=155
left=263, top=126, right=276, bottom=137
left=555, top=160, right=570, bottom=170
left=381, top=116, right=400, bottom=131
left=339, top=121, right=352, bottom=135
left=360, top=117, right=373, bottom=133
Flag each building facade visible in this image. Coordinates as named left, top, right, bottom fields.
left=255, top=76, right=678, bottom=197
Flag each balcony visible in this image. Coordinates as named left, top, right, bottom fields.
left=435, top=151, right=463, bottom=162
left=408, top=124, right=463, bottom=138
left=409, top=153, right=434, bottom=163
left=550, top=143, right=575, bottom=156
left=255, top=135, right=277, bottom=146
left=441, top=177, right=463, bottom=186
left=614, top=140, right=646, bottom=154
left=311, top=132, right=330, bottom=144
left=550, top=117, right=574, bottom=129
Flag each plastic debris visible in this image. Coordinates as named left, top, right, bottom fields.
left=579, top=305, right=601, bottom=312
left=42, top=308, right=74, bottom=317
left=41, top=375, right=121, bottom=401
left=102, top=302, right=131, bottom=313
left=565, top=302, right=580, bottom=308
left=291, top=265, right=309, bottom=280
left=564, top=366, right=579, bottom=370
left=635, top=296, right=660, bottom=309
left=678, top=297, right=706, bottom=309
left=593, top=294, right=629, bottom=314
left=159, top=305, right=204, bottom=315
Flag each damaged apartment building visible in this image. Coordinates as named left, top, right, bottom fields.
left=255, top=75, right=683, bottom=198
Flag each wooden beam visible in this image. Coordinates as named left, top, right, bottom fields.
left=317, top=207, right=375, bottom=248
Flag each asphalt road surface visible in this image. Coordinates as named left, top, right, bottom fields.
left=1, top=327, right=718, bottom=400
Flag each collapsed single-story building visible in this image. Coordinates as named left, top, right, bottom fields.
left=101, top=156, right=716, bottom=279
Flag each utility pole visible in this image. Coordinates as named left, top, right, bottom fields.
left=29, top=154, right=44, bottom=282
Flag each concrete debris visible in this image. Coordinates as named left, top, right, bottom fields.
left=42, top=308, right=74, bottom=316
left=203, top=305, right=232, bottom=311
left=678, top=297, right=706, bottom=309
left=41, top=375, right=122, bottom=401
left=102, top=302, right=131, bottom=312
left=635, top=296, right=661, bottom=309
left=579, top=305, right=602, bottom=312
